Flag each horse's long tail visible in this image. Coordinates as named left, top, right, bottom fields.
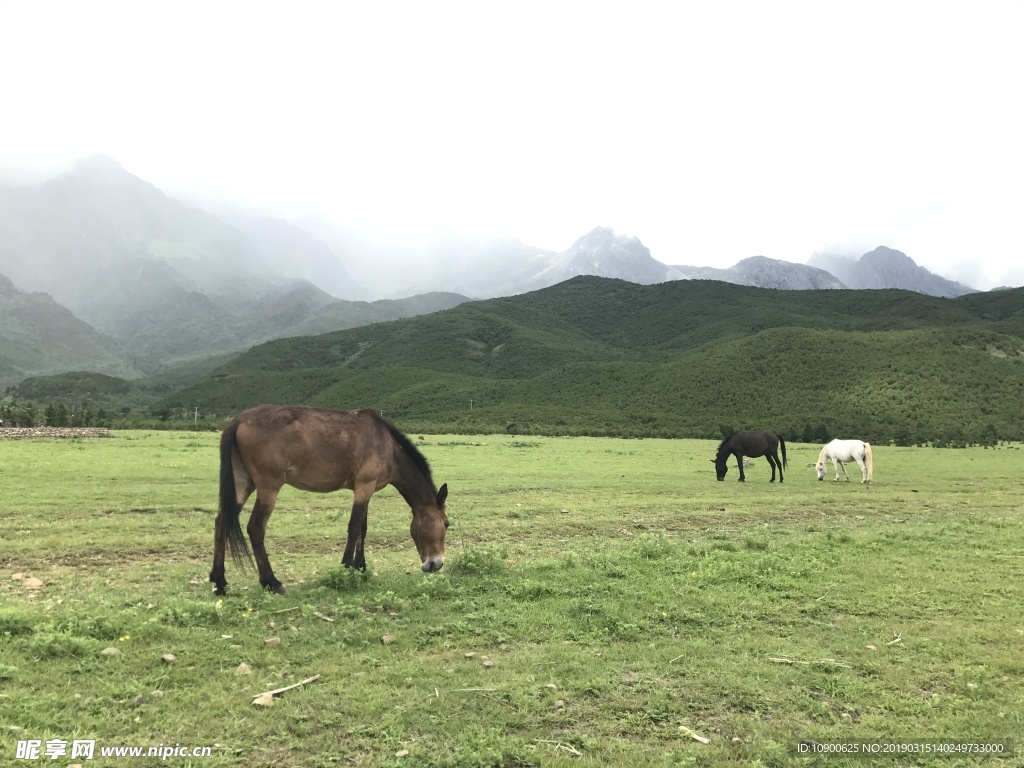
left=864, top=442, right=873, bottom=482
left=219, top=420, right=254, bottom=570
left=778, top=434, right=787, bottom=468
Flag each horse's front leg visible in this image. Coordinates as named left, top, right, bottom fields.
left=342, top=486, right=374, bottom=570
left=838, top=460, right=850, bottom=481
left=735, top=454, right=746, bottom=482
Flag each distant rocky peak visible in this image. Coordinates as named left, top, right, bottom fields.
left=72, top=154, right=127, bottom=175
left=526, top=226, right=683, bottom=289
left=570, top=226, right=646, bottom=253
left=0, top=272, right=19, bottom=297
left=809, top=245, right=975, bottom=297
left=860, top=245, right=915, bottom=266
left=42, top=154, right=164, bottom=218
left=56, top=155, right=137, bottom=193
left=731, top=256, right=846, bottom=290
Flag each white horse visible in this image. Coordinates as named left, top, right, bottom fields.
left=815, top=439, right=873, bottom=483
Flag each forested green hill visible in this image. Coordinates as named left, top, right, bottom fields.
left=157, top=278, right=1024, bottom=444
left=188, top=277, right=1002, bottom=377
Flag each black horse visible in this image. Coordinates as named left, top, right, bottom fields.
left=712, top=431, right=787, bottom=482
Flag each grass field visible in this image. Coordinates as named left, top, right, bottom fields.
left=1, top=431, right=1022, bottom=767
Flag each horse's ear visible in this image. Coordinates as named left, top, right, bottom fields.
left=436, top=483, right=448, bottom=507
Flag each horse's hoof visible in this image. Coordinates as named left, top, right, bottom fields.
left=272, top=584, right=287, bottom=595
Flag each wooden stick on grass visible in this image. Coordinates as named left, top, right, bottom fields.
left=536, top=740, right=582, bottom=756
left=253, top=674, right=321, bottom=700
left=678, top=725, right=710, bottom=744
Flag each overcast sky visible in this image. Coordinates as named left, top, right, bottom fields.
left=2, top=0, right=1022, bottom=289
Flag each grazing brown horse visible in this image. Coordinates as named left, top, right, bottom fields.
left=210, top=405, right=449, bottom=595
left=712, top=431, right=787, bottom=482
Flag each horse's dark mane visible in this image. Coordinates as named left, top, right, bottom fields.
left=380, top=416, right=435, bottom=487
left=714, top=433, right=736, bottom=460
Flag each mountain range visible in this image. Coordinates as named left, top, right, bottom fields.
left=156, top=275, right=1024, bottom=444
left=0, top=156, right=980, bottom=389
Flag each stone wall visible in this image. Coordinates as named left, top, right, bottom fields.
left=0, top=427, right=114, bottom=439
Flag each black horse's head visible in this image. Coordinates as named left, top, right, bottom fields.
left=711, top=457, right=728, bottom=481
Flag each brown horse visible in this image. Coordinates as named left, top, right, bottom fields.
left=210, top=404, right=449, bottom=596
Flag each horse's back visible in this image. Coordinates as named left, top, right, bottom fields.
left=825, top=438, right=869, bottom=463
left=236, top=404, right=382, bottom=439
left=232, top=405, right=392, bottom=492
left=726, top=430, right=780, bottom=457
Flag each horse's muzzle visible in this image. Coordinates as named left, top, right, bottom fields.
left=421, top=556, right=444, bottom=573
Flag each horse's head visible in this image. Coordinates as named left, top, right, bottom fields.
left=711, top=458, right=728, bottom=481
left=410, top=483, right=448, bottom=572
left=815, top=461, right=826, bottom=481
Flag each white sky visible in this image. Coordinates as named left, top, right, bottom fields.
left=2, top=0, right=1022, bottom=289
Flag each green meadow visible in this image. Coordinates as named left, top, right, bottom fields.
left=1, top=432, right=1022, bottom=767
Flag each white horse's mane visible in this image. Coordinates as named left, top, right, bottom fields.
left=815, top=444, right=829, bottom=466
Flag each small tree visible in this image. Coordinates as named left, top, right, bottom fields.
left=892, top=426, right=913, bottom=447
left=979, top=422, right=999, bottom=447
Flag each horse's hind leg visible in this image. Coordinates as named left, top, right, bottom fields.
left=766, top=451, right=780, bottom=482
left=210, top=476, right=254, bottom=596
left=855, top=457, right=868, bottom=483
left=248, top=488, right=286, bottom=594
left=210, top=514, right=228, bottom=595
